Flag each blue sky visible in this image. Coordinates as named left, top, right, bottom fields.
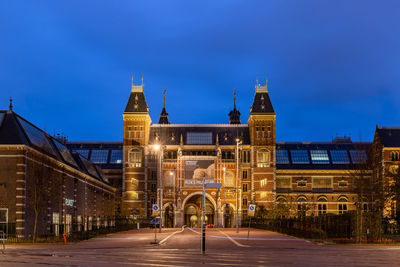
left=0, top=1, right=399, bottom=142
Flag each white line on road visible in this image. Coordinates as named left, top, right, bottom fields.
left=159, top=226, right=186, bottom=245
left=217, top=230, right=250, bottom=248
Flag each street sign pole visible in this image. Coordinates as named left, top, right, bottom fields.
left=202, top=177, right=206, bottom=254
left=247, top=204, right=255, bottom=240
left=247, top=216, right=251, bottom=240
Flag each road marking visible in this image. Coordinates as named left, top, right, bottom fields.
left=217, top=230, right=250, bottom=247
left=159, top=226, right=186, bottom=245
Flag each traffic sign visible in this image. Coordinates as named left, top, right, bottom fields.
left=248, top=204, right=256, bottom=216
left=152, top=204, right=159, bottom=216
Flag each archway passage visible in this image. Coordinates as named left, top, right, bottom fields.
left=223, top=204, right=234, bottom=228
left=164, top=204, right=174, bottom=228
left=184, top=195, right=215, bottom=227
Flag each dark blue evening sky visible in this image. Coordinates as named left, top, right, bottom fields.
left=1, top=1, right=399, bottom=142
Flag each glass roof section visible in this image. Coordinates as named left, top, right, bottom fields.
left=110, top=150, right=123, bottom=163
left=53, top=139, right=78, bottom=168
left=350, top=150, right=367, bottom=163
left=90, top=149, right=109, bottom=163
left=18, top=117, right=57, bottom=156
left=73, top=149, right=89, bottom=159
left=290, top=150, right=310, bottom=164
left=310, top=150, right=330, bottom=164
left=330, top=150, right=350, bottom=164
left=187, top=132, right=212, bottom=145
left=276, top=150, right=290, bottom=164
left=81, top=156, right=100, bottom=178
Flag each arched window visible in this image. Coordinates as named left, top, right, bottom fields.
left=257, top=150, right=270, bottom=168
left=338, top=196, right=348, bottom=214
left=392, top=152, right=396, bottom=161
left=297, top=196, right=308, bottom=216
left=242, top=197, right=248, bottom=207
left=129, top=149, right=142, bottom=167
left=276, top=196, right=287, bottom=203
left=317, top=196, right=327, bottom=215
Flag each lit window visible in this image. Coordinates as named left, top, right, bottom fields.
left=276, top=150, right=290, bottom=164
left=297, top=180, right=307, bottom=187
left=90, top=150, right=109, bottom=163
left=129, top=149, right=142, bottom=167
left=350, top=150, right=367, bottom=164
left=310, top=150, right=330, bottom=164
left=290, top=150, right=310, bottom=164
left=338, top=180, right=348, bottom=187
left=257, top=150, right=270, bottom=167
left=110, top=150, right=123, bottom=163
left=131, top=178, right=139, bottom=187
left=187, top=132, right=212, bottom=144
left=260, top=192, right=267, bottom=199
left=260, top=179, right=267, bottom=187
left=330, top=150, right=350, bottom=164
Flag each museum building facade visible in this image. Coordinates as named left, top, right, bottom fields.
left=68, top=80, right=400, bottom=228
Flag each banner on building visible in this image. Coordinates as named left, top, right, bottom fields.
left=184, top=159, right=215, bottom=187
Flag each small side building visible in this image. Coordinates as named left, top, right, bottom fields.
left=0, top=109, right=116, bottom=239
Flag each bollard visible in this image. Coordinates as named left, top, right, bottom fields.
left=63, top=233, right=67, bottom=245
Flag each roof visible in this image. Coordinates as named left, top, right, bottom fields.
left=124, top=86, right=149, bottom=113
left=376, top=127, right=400, bottom=147
left=276, top=142, right=371, bottom=170
left=149, top=124, right=250, bottom=146
left=250, top=89, right=275, bottom=114
left=0, top=110, right=110, bottom=184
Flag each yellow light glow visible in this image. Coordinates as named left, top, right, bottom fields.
left=153, top=144, right=160, bottom=151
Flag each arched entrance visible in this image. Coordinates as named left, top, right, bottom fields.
left=223, top=204, right=234, bottom=228
left=184, top=194, right=215, bottom=227
left=164, top=203, right=175, bottom=228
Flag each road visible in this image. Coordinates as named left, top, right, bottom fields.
left=1, top=227, right=400, bottom=266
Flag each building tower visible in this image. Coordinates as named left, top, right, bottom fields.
left=158, top=89, right=170, bottom=124
left=122, top=77, right=152, bottom=216
left=228, top=90, right=241, bottom=124
left=248, top=78, right=276, bottom=208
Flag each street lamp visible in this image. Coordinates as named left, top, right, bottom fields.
left=235, top=137, right=242, bottom=233
left=153, top=144, right=163, bottom=233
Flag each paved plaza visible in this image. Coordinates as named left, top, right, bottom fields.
left=1, top=228, right=400, bottom=266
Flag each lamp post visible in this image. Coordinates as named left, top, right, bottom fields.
left=235, top=138, right=241, bottom=233
left=153, top=144, right=163, bottom=233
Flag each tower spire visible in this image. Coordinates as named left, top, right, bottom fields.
left=158, top=89, right=170, bottom=124
left=9, top=97, right=13, bottom=111
left=228, top=89, right=241, bottom=124
left=141, top=73, right=144, bottom=85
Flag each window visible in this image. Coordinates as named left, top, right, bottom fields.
left=242, top=198, right=248, bottom=207
left=90, top=150, right=109, bottom=163
left=241, top=150, right=250, bottom=163
left=330, top=150, right=350, bottom=164
left=256, top=127, right=265, bottom=139
left=65, top=214, right=72, bottom=236
left=243, top=183, right=248, bottom=192
left=187, top=132, right=212, bottom=144
left=129, top=149, right=142, bottom=167
left=151, top=171, right=157, bottom=180
left=338, top=180, right=348, bottom=187
left=77, top=215, right=82, bottom=232
left=310, top=150, right=330, bottom=164
left=242, top=170, right=248, bottom=180
left=318, top=204, right=327, bottom=215
left=88, top=216, right=93, bottom=231
left=150, top=197, right=156, bottom=205
left=151, top=183, right=157, bottom=192
left=74, top=149, right=90, bottom=159
left=297, top=197, right=307, bottom=216
left=297, top=180, right=307, bottom=187
left=260, top=178, right=267, bottom=187
left=290, top=150, right=310, bottom=164
left=131, top=178, right=139, bottom=187
left=133, top=126, right=143, bottom=139
left=276, top=150, right=290, bottom=164
left=257, top=150, right=270, bottom=167
left=0, top=209, right=7, bottom=233
left=110, top=150, right=123, bottom=163
left=52, top=212, right=60, bottom=236
left=260, top=192, right=267, bottom=199
left=350, top=150, right=367, bottom=164
left=391, top=151, right=400, bottom=161
left=338, top=197, right=348, bottom=214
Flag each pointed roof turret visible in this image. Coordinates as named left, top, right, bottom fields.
left=250, top=76, right=274, bottom=115
left=124, top=75, right=149, bottom=114
left=228, top=89, right=241, bottom=124
left=158, top=89, right=170, bottom=124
